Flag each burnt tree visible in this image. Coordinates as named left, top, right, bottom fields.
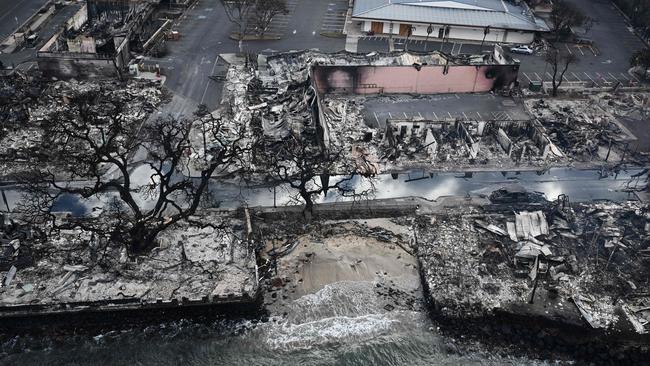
left=545, top=46, right=578, bottom=97
left=17, top=95, right=246, bottom=255
left=630, top=48, right=650, bottom=80
left=260, top=133, right=375, bottom=218
left=252, top=0, right=288, bottom=37
left=220, top=0, right=256, bottom=53
left=550, top=0, right=589, bottom=41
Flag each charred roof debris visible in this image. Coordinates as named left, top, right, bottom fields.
left=0, top=75, right=166, bottom=179
left=415, top=193, right=650, bottom=357
left=199, top=50, right=650, bottom=175
left=0, top=211, right=258, bottom=318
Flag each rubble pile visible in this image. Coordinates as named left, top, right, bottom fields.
left=416, top=196, right=650, bottom=336
left=526, top=96, right=644, bottom=165
left=0, top=212, right=258, bottom=313
left=319, top=95, right=566, bottom=172
left=0, top=79, right=165, bottom=177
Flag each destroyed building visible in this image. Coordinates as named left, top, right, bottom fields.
left=0, top=211, right=258, bottom=318
left=205, top=50, right=650, bottom=175
left=416, top=195, right=650, bottom=355
left=37, top=0, right=163, bottom=78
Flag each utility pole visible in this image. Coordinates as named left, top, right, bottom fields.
left=480, top=25, right=491, bottom=48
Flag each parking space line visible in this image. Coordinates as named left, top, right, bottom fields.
left=584, top=72, right=595, bottom=83
left=447, top=112, right=453, bottom=118
left=462, top=112, right=468, bottom=120
left=629, top=73, right=640, bottom=82
left=476, top=112, right=482, bottom=120
left=618, top=72, right=630, bottom=81
left=388, top=112, right=393, bottom=119
left=457, top=43, right=463, bottom=54
left=373, top=112, right=380, bottom=125
left=418, top=112, right=423, bottom=119
left=432, top=111, right=438, bottom=120
left=403, top=112, right=408, bottom=118
left=565, top=43, right=573, bottom=54
left=608, top=73, right=620, bottom=82
left=505, top=112, right=512, bottom=121
left=589, top=46, right=598, bottom=56
left=546, top=72, right=552, bottom=79
left=522, top=72, right=532, bottom=82
left=571, top=72, right=582, bottom=82
left=534, top=72, right=542, bottom=81
left=576, top=46, right=584, bottom=56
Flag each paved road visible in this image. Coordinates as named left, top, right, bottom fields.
left=0, top=0, right=48, bottom=41
left=0, top=3, right=81, bottom=69
left=151, top=0, right=347, bottom=116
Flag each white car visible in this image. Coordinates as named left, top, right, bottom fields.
left=510, top=45, right=534, bottom=55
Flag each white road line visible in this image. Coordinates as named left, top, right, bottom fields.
left=534, top=72, right=542, bottom=81
left=523, top=72, right=532, bottom=82
left=584, top=72, right=595, bottom=83
left=546, top=72, right=552, bottom=79
left=608, top=72, right=620, bottom=82
left=418, top=112, right=423, bottom=118
left=432, top=111, right=438, bottom=120
left=200, top=56, right=220, bottom=104
left=589, top=46, right=598, bottom=56
left=562, top=74, right=569, bottom=82
left=571, top=72, right=581, bottom=81
left=447, top=112, right=453, bottom=118
left=457, top=43, right=463, bottom=54
left=462, top=112, right=468, bottom=120
left=565, top=43, right=572, bottom=54
left=577, top=46, right=584, bottom=56
left=476, top=112, right=482, bottom=119
left=373, top=112, right=380, bottom=125
left=629, top=72, right=640, bottom=82
left=388, top=112, right=393, bottom=119
left=403, top=112, right=408, bottom=118
left=618, top=72, right=630, bottom=81
left=455, top=94, right=460, bottom=99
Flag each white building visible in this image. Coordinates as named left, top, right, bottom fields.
left=352, top=0, right=549, bottom=45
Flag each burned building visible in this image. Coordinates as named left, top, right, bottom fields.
left=37, top=0, right=161, bottom=78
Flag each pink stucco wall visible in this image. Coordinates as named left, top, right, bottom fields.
left=313, top=65, right=518, bottom=94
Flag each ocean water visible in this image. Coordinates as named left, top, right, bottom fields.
left=0, top=282, right=545, bottom=366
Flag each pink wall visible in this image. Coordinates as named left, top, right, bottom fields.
left=313, top=65, right=518, bottom=94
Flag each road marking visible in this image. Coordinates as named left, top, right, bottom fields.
left=457, top=43, right=463, bottom=54
left=629, top=72, right=640, bottom=82
left=432, top=111, right=438, bottom=120
left=447, top=112, right=453, bottom=118
left=618, top=72, right=630, bottom=81
left=534, top=72, right=542, bottom=80
left=373, top=111, right=380, bottom=125
left=589, top=46, right=599, bottom=56
left=388, top=112, right=393, bottom=119
left=577, top=46, right=584, bottom=56
left=476, top=112, right=482, bottom=120
left=455, top=94, right=460, bottom=99
left=418, top=112, right=423, bottom=118
left=608, top=72, right=620, bottom=82
left=584, top=72, right=596, bottom=83
left=462, top=112, right=468, bottom=120
left=523, top=72, right=532, bottom=82
left=403, top=112, right=408, bottom=118
left=200, top=56, right=220, bottom=105
left=571, top=72, right=581, bottom=82
left=546, top=72, right=552, bottom=79
left=505, top=112, right=512, bottom=121
left=565, top=43, right=573, bottom=54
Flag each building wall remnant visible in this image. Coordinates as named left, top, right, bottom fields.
left=312, top=64, right=519, bottom=94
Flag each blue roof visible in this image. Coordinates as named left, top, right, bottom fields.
left=352, top=0, right=550, bottom=32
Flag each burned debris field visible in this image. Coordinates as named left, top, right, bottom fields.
left=1, top=0, right=650, bottom=364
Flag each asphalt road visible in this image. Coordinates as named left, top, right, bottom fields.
left=0, top=0, right=49, bottom=41
left=0, top=2, right=81, bottom=69
left=151, top=0, right=347, bottom=116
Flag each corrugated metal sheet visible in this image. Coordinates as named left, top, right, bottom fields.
left=352, top=0, right=549, bottom=32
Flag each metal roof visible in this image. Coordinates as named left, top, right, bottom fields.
left=352, top=0, right=550, bottom=32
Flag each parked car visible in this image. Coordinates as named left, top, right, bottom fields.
left=509, top=45, right=534, bottom=55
